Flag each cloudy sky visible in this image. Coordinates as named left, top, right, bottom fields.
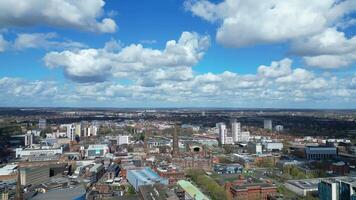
left=0, top=0, right=355, bottom=108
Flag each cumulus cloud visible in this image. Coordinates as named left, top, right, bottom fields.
left=185, top=0, right=356, bottom=47
left=13, top=32, right=87, bottom=50
left=0, top=34, right=7, bottom=52
left=0, top=0, right=117, bottom=33
left=43, top=31, right=210, bottom=83
left=1, top=58, right=355, bottom=107
left=185, top=0, right=356, bottom=69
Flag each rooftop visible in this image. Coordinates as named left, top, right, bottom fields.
left=177, top=180, right=209, bottom=200
left=0, top=164, right=18, bottom=176
left=31, top=186, right=86, bottom=200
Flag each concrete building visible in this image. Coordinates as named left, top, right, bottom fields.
left=38, top=119, right=46, bottom=130
left=75, top=124, right=81, bottom=136
left=213, top=163, right=243, bottom=174
left=264, top=142, right=283, bottom=152
left=15, top=147, right=63, bottom=159
left=87, top=144, right=109, bottom=159
left=65, top=124, right=76, bottom=141
left=127, top=167, right=168, bottom=191
left=231, top=119, right=241, bottom=143
left=87, top=125, right=98, bottom=136
left=24, top=133, right=33, bottom=146
left=177, top=180, right=209, bottom=200
left=239, top=131, right=250, bottom=143
left=217, top=122, right=227, bottom=145
left=264, top=119, right=272, bottom=130
left=89, top=164, right=105, bottom=183
left=319, top=177, right=356, bottom=200
left=275, top=125, right=283, bottom=132
left=117, top=135, right=130, bottom=145
left=19, top=166, right=50, bottom=186
left=305, top=146, right=338, bottom=160
left=247, top=142, right=263, bottom=154
left=284, top=179, right=321, bottom=197
left=31, top=186, right=86, bottom=200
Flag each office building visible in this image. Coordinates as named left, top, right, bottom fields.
left=305, top=146, right=338, bottom=160
left=15, top=147, right=63, bottom=159
left=19, top=166, right=50, bottom=186
left=87, top=144, right=109, bottom=159
left=217, top=122, right=227, bottom=145
left=24, top=133, right=33, bottom=146
left=284, top=179, right=321, bottom=197
left=319, top=177, right=356, bottom=200
left=87, top=125, right=98, bottom=137
left=231, top=119, right=241, bottom=143
left=275, top=125, right=283, bottom=132
left=240, top=131, right=250, bottom=143
left=38, top=118, right=46, bottom=130
left=117, top=135, right=130, bottom=145
left=264, top=119, right=272, bottom=130
left=65, top=124, right=76, bottom=141
left=127, top=167, right=168, bottom=191
left=75, top=124, right=81, bottom=136
left=213, top=163, right=243, bottom=174
left=264, top=142, right=284, bottom=152
left=31, top=186, right=86, bottom=200
left=248, top=142, right=263, bottom=154
left=89, top=164, right=105, bottom=183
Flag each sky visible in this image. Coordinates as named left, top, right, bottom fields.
left=0, top=0, right=355, bottom=108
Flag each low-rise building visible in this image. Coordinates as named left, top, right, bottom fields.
left=305, top=146, right=338, bottom=160
left=127, top=167, right=168, bottom=191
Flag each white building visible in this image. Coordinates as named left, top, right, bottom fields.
left=65, top=124, right=76, bottom=141
left=90, top=125, right=98, bottom=136
left=118, top=135, right=130, bottom=145
left=264, top=142, right=283, bottom=152
left=264, top=119, right=272, bottom=130
left=16, top=147, right=63, bottom=158
left=24, top=133, right=33, bottom=146
left=239, top=131, right=250, bottom=143
left=231, top=119, right=241, bottom=143
left=247, top=142, right=262, bottom=154
left=217, top=123, right=227, bottom=145
left=275, top=125, right=283, bottom=132
left=87, top=144, right=109, bottom=159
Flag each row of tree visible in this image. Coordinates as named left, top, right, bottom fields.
left=186, top=169, right=227, bottom=200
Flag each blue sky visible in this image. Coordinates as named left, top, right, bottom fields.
left=0, top=0, right=355, bottom=108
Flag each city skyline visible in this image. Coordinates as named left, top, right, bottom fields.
left=0, top=0, right=355, bottom=108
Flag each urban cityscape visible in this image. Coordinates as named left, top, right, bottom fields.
left=0, top=0, right=356, bottom=200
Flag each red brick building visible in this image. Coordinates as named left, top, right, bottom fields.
left=226, top=182, right=277, bottom=200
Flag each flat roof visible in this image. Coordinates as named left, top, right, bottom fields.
left=31, top=186, right=86, bottom=200
left=139, top=184, right=168, bottom=200
left=177, top=180, right=209, bottom=200
left=0, top=164, right=18, bottom=176
left=286, top=179, right=321, bottom=189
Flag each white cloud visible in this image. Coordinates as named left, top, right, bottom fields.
left=0, top=34, right=7, bottom=52
left=0, top=0, right=117, bottom=33
left=258, top=58, right=292, bottom=78
left=304, top=54, right=356, bottom=69
left=13, top=32, right=87, bottom=50
left=291, top=28, right=356, bottom=56
left=1, top=58, right=355, bottom=107
left=44, top=31, right=210, bottom=82
left=185, top=0, right=356, bottom=47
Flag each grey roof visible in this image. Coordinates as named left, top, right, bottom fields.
left=31, top=186, right=86, bottom=200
